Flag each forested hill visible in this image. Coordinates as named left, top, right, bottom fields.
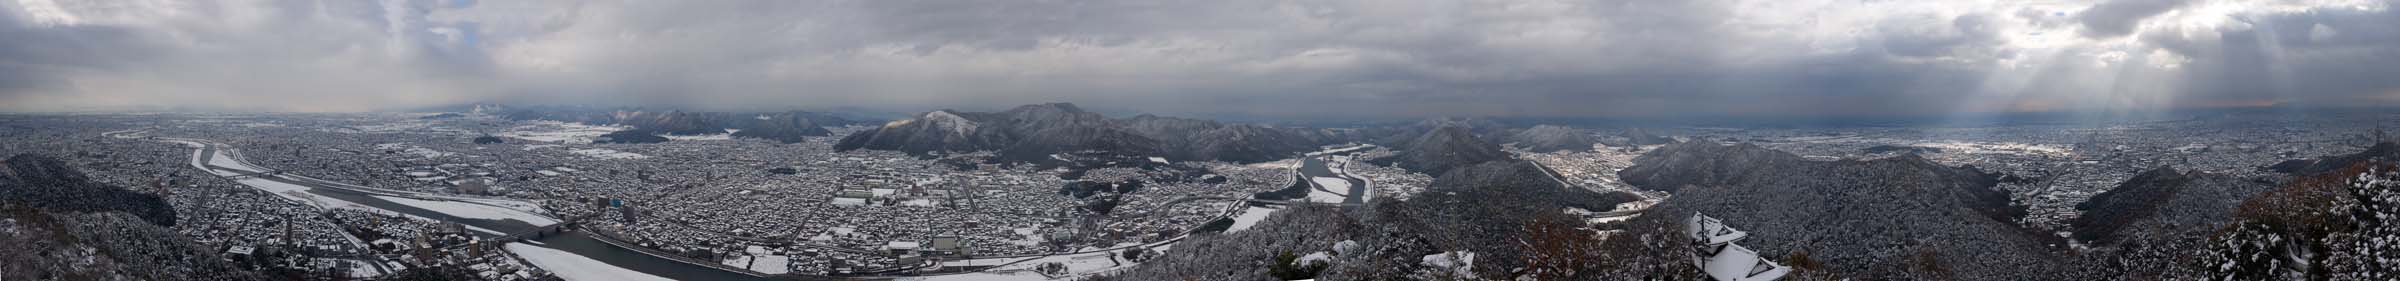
left=1603, top=141, right=2053, bottom=280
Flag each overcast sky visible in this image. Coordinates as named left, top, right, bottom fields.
left=1, top=0, right=2396, bottom=118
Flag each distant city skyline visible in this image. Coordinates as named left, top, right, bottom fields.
left=3, top=0, right=2398, bottom=119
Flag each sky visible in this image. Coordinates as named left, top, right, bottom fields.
left=0, top=0, right=2396, bottom=119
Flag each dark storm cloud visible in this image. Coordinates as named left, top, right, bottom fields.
left=0, top=0, right=2396, bottom=117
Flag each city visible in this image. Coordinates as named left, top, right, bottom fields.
left=6, top=0, right=2400, bottom=280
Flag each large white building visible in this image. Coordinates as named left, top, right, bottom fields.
left=1687, top=213, right=1793, bottom=281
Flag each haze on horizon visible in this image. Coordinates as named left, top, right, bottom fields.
left=2, top=0, right=2397, bottom=119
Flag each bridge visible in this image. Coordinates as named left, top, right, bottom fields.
left=220, top=168, right=291, bottom=179
left=460, top=211, right=607, bottom=248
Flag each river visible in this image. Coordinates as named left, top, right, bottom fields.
left=169, top=138, right=771, bottom=280
left=1297, top=156, right=1369, bottom=204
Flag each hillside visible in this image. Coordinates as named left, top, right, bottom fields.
left=2188, top=160, right=2400, bottom=280
left=1374, top=126, right=1510, bottom=175
left=1099, top=161, right=1640, bottom=280
left=496, top=107, right=856, bottom=142
left=0, top=154, right=177, bottom=226
left=1601, top=142, right=2053, bottom=280
left=837, top=103, right=1327, bottom=163
left=0, top=153, right=259, bottom=280
left=2064, top=166, right=2275, bottom=278
left=1510, top=125, right=1598, bottom=152
left=1121, top=115, right=1320, bottom=163
left=2268, top=142, right=2398, bottom=176
left=728, top=112, right=832, bottom=143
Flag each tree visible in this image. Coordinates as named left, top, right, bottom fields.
left=1517, top=211, right=1599, bottom=280
left=1268, top=250, right=1327, bottom=280
left=1122, top=247, right=1148, bottom=262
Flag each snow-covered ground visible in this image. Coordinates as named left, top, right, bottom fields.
left=237, top=178, right=361, bottom=209
left=1227, top=206, right=1280, bottom=233
left=1307, top=177, right=1352, bottom=203
left=1308, top=144, right=1377, bottom=156
left=204, top=149, right=268, bottom=173
left=1247, top=158, right=1302, bottom=169
left=506, top=243, right=674, bottom=281
left=374, top=195, right=560, bottom=225
left=1909, top=140, right=2072, bottom=156
left=499, top=121, right=627, bottom=144
left=721, top=255, right=792, bottom=274
left=568, top=148, right=649, bottom=159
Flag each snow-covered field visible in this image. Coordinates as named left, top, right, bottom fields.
left=374, top=195, right=560, bottom=226
left=1307, top=177, right=1352, bottom=203
left=506, top=243, right=674, bottom=281
left=1227, top=206, right=1280, bottom=233
left=722, top=255, right=792, bottom=274
left=499, top=121, right=628, bottom=144
left=1910, top=140, right=2072, bottom=156
left=568, top=148, right=649, bottom=159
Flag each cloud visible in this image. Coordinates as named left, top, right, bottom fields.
left=2078, top=0, right=2188, bottom=38
left=0, top=0, right=2396, bottom=118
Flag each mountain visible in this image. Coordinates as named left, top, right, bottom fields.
left=1098, top=161, right=1641, bottom=280
left=836, top=109, right=1015, bottom=155
left=1121, top=115, right=1320, bottom=163
left=0, top=206, right=264, bottom=281
left=2065, top=166, right=2275, bottom=278
left=0, top=154, right=260, bottom=280
left=837, top=103, right=1324, bottom=163
left=2071, top=167, right=2274, bottom=243
left=0, top=154, right=176, bottom=226
left=494, top=106, right=858, bottom=142
left=728, top=112, right=833, bottom=143
left=593, top=130, right=668, bottom=144
left=1374, top=117, right=1506, bottom=149
left=1509, top=125, right=1597, bottom=152
left=1602, top=127, right=1677, bottom=147
left=836, top=103, right=1165, bottom=162
left=1615, top=141, right=1806, bottom=193
left=2268, top=142, right=2397, bottom=176
left=1374, top=126, right=1509, bottom=175
left=1600, top=142, right=2051, bottom=280
left=2187, top=155, right=2400, bottom=279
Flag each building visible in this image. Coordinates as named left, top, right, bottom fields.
left=925, top=236, right=965, bottom=256
left=1686, top=213, right=1792, bottom=281
left=619, top=201, right=639, bottom=224
left=885, top=241, right=921, bottom=256
left=832, top=190, right=875, bottom=206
